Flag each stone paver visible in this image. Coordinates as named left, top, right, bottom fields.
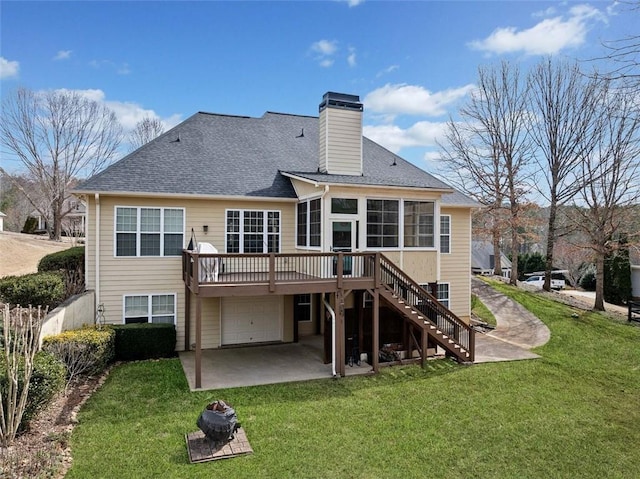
left=472, top=277, right=551, bottom=363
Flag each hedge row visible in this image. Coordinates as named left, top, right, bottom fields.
left=0, top=352, right=66, bottom=431
left=0, top=272, right=65, bottom=310
left=42, top=327, right=115, bottom=379
left=110, top=323, right=177, bottom=361
left=38, top=246, right=84, bottom=273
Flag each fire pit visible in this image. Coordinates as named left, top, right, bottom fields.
left=196, top=400, right=238, bottom=445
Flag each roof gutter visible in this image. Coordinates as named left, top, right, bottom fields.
left=71, top=190, right=298, bottom=203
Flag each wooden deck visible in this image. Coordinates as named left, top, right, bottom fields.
left=181, top=250, right=475, bottom=389
left=182, top=251, right=376, bottom=297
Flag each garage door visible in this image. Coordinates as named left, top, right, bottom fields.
left=221, top=296, right=282, bottom=345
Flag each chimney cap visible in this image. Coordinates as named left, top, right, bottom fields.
left=319, top=91, right=363, bottom=112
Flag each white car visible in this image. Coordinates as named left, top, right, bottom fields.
left=524, top=275, right=565, bottom=290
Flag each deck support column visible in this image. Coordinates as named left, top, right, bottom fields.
left=195, top=296, right=202, bottom=389
left=184, top=286, right=191, bottom=351
left=372, top=288, right=379, bottom=373
left=336, top=290, right=346, bottom=377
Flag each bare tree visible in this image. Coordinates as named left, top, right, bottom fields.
left=0, top=305, right=46, bottom=446
left=440, top=61, right=534, bottom=284
left=128, top=116, right=164, bottom=152
left=0, top=172, right=41, bottom=232
left=569, top=87, right=640, bottom=310
left=600, top=1, right=640, bottom=91
left=527, top=59, right=604, bottom=291
left=0, top=88, right=122, bottom=240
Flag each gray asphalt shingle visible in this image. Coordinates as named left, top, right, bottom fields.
left=76, top=110, right=477, bottom=206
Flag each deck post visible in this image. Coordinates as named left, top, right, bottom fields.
left=337, top=252, right=344, bottom=289
left=192, top=253, right=200, bottom=294
left=336, top=290, right=346, bottom=377
left=269, top=254, right=276, bottom=292
left=195, top=296, right=202, bottom=389
left=374, top=252, right=381, bottom=289
left=421, top=328, right=428, bottom=368
left=184, top=286, right=191, bottom=351
left=373, top=288, right=379, bottom=372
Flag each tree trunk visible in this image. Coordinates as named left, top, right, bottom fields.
left=510, top=224, right=519, bottom=286
left=492, top=231, right=503, bottom=277
left=544, top=201, right=557, bottom=292
left=594, top=253, right=606, bottom=311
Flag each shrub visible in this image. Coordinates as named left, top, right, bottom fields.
left=110, top=323, right=177, bottom=361
left=21, top=216, right=38, bottom=234
left=38, top=246, right=84, bottom=273
left=0, top=272, right=64, bottom=309
left=580, top=265, right=596, bottom=291
left=42, top=327, right=115, bottom=384
left=0, top=351, right=66, bottom=432
left=38, top=247, right=86, bottom=298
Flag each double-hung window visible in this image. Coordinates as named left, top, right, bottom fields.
left=226, top=209, right=280, bottom=253
left=440, top=215, right=451, bottom=253
left=123, top=294, right=176, bottom=324
left=436, top=283, right=450, bottom=308
left=404, top=201, right=434, bottom=248
left=296, top=198, right=321, bottom=248
left=366, top=199, right=398, bottom=248
left=115, top=207, right=184, bottom=257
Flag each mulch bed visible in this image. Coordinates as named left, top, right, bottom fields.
left=0, top=368, right=112, bottom=479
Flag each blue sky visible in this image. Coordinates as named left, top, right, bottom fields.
left=1, top=1, right=635, bottom=174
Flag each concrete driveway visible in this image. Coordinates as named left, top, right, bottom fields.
left=472, top=278, right=550, bottom=363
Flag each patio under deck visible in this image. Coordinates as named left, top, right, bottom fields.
left=182, top=250, right=475, bottom=389
left=179, top=336, right=372, bottom=391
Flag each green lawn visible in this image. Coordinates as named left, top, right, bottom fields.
left=68, top=282, right=640, bottom=479
left=471, top=293, right=497, bottom=326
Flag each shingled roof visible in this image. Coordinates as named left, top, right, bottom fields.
left=76, top=110, right=476, bottom=206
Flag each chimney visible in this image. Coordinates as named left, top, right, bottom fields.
left=318, top=92, right=363, bottom=176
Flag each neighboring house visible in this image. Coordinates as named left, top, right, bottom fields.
left=0, top=211, right=5, bottom=232
left=32, top=197, right=86, bottom=236
left=75, top=92, right=480, bottom=388
left=631, top=248, right=640, bottom=300
left=472, top=241, right=512, bottom=278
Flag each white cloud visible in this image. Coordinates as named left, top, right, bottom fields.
left=363, top=120, right=449, bottom=153
left=341, top=0, right=364, bottom=6
left=51, top=88, right=181, bottom=132
left=469, top=4, right=607, bottom=56
left=364, top=83, right=475, bottom=118
left=53, top=50, right=72, bottom=61
left=347, top=47, right=357, bottom=67
left=311, top=40, right=338, bottom=56
left=310, top=39, right=338, bottom=67
left=376, top=65, right=399, bottom=77
left=0, top=57, right=19, bottom=79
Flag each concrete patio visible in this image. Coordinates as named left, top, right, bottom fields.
left=179, top=335, right=372, bottom=391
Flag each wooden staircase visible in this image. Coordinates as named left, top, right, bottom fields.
left=378, top=255, right=474, bottom=363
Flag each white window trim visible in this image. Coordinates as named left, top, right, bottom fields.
left=436, top=282, right=450, bottom=309
left=365, top=197, right=401, bottom=250
left=440, top=214, right=451, bottom=254
left=295, top=198, right=322, bottom=251
left=114, top=206, right=185, bottom=258
left=364, top=198, right=438, bottom=252
left=122, top=293, right=177, bottom=325
left=225, top=208, right=282, bottom=254
left=295, top=294, right=313, bottom=323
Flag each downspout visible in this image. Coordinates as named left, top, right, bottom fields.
left=94, top=193, right=100, bottom=313
left=322, top=295, right=337, bottom=378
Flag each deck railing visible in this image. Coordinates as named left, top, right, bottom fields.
left=378, top=255, right=475, bottom=360
left=182, top=250, right=377, bottom=288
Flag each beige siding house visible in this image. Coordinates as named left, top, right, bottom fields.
left=76, top=92, right=479, bottom=388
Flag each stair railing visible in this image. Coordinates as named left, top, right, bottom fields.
left=378, top=254, right=474, bottom=360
